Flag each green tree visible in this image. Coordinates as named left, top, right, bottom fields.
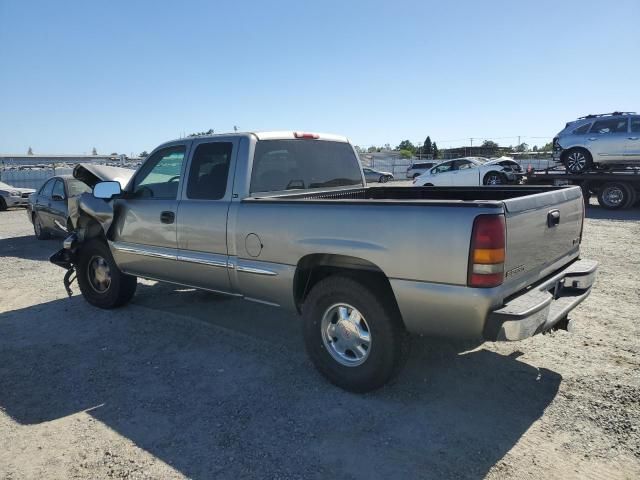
left=432, top=142, right=439, bottom=159
left=139, top=151, right=149, bottom=158
left=481, top=140, right=499, bottom=149
left=515, top=142, right=529, bottom=152
left=399, top=149, right=413, bottom=159
left=367, top=146, right=377, bottom=153
left=396, top=140, right=416, bottom=153
left=423, top=136, right=433, bottom=156
left=539, top=142, right=553, bottom=152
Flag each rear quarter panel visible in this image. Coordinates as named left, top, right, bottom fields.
left=230, top=200, right=500, bottom=307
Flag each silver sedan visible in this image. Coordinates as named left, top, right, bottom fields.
left=362, top=167, right=394, bottom=183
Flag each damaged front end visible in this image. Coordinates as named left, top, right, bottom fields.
left=49, top=163, right=133, bottom=296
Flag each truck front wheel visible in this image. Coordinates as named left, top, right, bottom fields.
left=77, top=239, right=137, bottom=309
left=302, top=275, right=410, bottom=392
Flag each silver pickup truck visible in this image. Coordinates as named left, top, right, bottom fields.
left=51, top=131, right=597, bottom=392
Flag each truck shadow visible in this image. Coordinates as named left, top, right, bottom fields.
left=0, top=286, right=561, bottom=479
left=0, top=234, right=63, bottom=261
left=586, top=204, right=640, bottom=221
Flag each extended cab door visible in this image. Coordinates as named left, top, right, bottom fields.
left=172, top=138, right=238, bottom=293
left=110, top=144, right=188, bottom=279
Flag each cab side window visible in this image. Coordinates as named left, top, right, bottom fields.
left=454, top=160, right=473, bottom=170
left=589, top=118, right=628, bottom=134
left=186, top=142, right=233, bottom=200
left=631, top=117, right=640, bottom=133
left=52, top=179, right=66, bottom=200
left=432, top=162, right=453, bottom=174
left=133, top=146, right=186, bottom=199
left=39, top=179, right=55, bottom=198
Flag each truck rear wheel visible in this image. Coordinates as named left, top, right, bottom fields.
left=597, top=182, right=632, bottom=210
left=302, top=275, right=410, bottom=392
left=77, top=239, right=137, bottom=309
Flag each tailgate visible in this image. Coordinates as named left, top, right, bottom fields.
left=502, top=186, right=583, bottom=293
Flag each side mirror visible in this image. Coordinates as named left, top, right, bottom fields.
left=93, top=181, right=122, bottom=200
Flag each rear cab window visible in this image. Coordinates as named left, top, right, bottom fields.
left=250, top=140, right=362, bottom=193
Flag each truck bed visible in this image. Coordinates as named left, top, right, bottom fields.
left=248, top=185, right=573, bottom=204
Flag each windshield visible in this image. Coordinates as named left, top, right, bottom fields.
left=250, top=140, right=363, bottom=193
left=66, top=178, right=92, bottom=197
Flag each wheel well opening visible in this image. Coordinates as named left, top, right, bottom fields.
left=293, top=254, right=401, bottom=318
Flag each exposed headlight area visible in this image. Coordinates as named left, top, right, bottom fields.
left=10, top=191, right=21, bottom=197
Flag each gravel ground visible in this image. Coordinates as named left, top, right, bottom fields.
left=1, top=201, right=639, bottom=480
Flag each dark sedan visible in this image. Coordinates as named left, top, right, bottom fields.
left=27, top=175, right=92, bottom=239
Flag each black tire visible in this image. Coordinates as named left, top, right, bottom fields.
left=33, top=213, right=50, bottom=240
left=302, top=275, right=410, bottom=392
left=563, top=148, right=592, bottom=174
left=0, top=197, right=6, bottom=211
left=483, top=171, right=505, bottom=185
left=597, top=182, right=631, bottom=210
left=378, top=175, right=385, bottom=183
left=77, top=238, right=137, bottom=308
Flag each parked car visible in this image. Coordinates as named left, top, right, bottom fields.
left=362, top=167, right=393, bottom=183
left=413, top=157, right=523, bottom=186
left=0, top=181, right=35, bottom=210
left=27, top=175, right=94, bottom=239
left=406, top=161, right=437, bottom=179
left=553, top=111, right=640, bottom=173
left=51, top=131, right=596, bottom=392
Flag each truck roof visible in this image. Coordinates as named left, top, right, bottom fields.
left=163, top=131, right=350, bottom=146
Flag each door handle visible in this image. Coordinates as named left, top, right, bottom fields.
left=628, top=137, right=639, bottom=140
left=160, top=211, right=175, bottom=224
left=587, top=137, right=597, bottom=141
left=547, top=209, right=560, bottom=227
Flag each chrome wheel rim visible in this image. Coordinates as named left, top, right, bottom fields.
left=487, top=174, right=502, bottom=185
left=88, top=255, right=112, bottom=293
left=321, top=303, right=371, bottom=367
left=602, top=187, right=624, bottom=207
left=567, top=152, right=586, bottom=172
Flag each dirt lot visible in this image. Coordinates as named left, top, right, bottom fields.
left=1, top=203, right=639, bottom=480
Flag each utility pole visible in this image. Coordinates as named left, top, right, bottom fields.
left=518, top=136, right=521, bottom=146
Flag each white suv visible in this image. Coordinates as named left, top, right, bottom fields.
left=553, top=112, right=640, bottom=173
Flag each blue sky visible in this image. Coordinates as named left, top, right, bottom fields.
left=1, top=0, right=638, bottom=155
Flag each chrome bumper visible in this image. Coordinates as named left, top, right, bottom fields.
left=484, top=258, right=598, bottom=341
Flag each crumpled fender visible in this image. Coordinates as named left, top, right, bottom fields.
left=68, top=163, right=134, bottom=235
left=68, top=193, right=116, bottom=235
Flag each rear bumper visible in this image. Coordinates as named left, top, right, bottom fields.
left=483, top=258, right=598, bottom=341
left=390, top=258, right=597, bottom=340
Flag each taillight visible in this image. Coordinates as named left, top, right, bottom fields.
left=468, top=214, right=506, bottom=288
left=294, top=132, right=319, bottom=139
